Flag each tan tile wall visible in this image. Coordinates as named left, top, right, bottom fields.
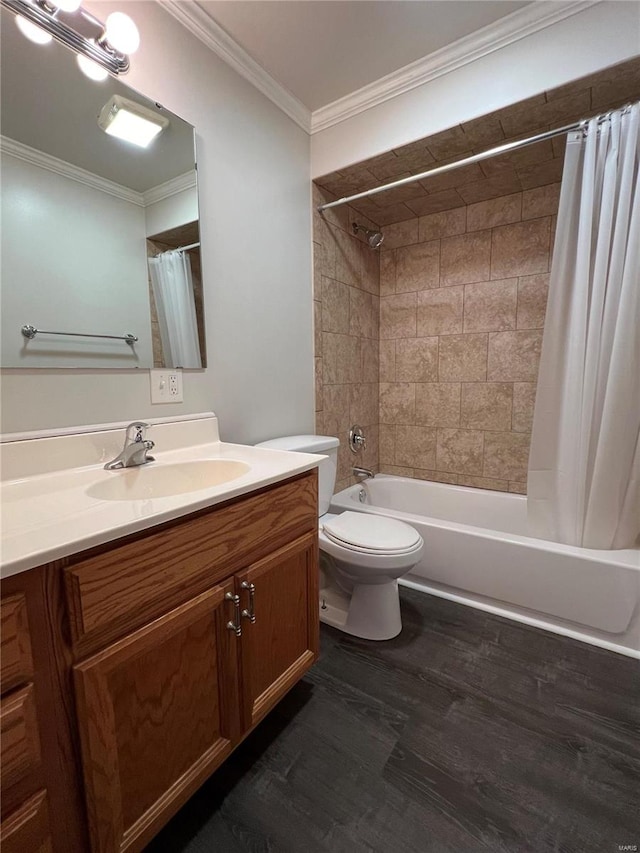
left=378, top=184, right=560, bottom=493
left=316, top=58, right=640, bottom=227
left=313, top=185, right=381, bottom=492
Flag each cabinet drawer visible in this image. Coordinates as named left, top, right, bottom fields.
left=65, top=470, right=317, bottom=652
left=1, top=685, right=43, bottom=819
left=1, top=595, right=33, bottom=695
left=0, top=790, right=52, bottom=853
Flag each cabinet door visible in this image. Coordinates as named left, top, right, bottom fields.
left=0, top=790, right=52, bottom=853
left=1, top=594, right=33, bottom=695
left=236, top=532, right=319, bottom=730
left=0, top=684, right=43, bottom=820
left=73, top=584, right=241, bottom=853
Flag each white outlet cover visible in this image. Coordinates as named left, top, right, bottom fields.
left=150, top=369, right=183, bottom=404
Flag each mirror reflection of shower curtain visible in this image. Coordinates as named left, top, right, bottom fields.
left=148, top=250, right=202, bottom=368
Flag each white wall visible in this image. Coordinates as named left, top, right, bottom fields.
left=311, top=1, right=640, bottom=177
left=145, top=184, right=199, bottom=237
left=1, top=0, right=314, bottom=443
left=1, top=153, right=153, bottom=369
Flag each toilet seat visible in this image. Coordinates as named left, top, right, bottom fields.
left=322, top=511, right=421, bottom=555
left=321, top=536, right=424, bottom=557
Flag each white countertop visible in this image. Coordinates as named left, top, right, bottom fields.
left=0, top=414, right=321, bottom=579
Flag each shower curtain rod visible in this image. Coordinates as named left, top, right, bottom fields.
left=154, top=241, right=200, bottom=257
left=317, top=106, right=631, bottom=213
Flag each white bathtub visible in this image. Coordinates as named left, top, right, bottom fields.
left=330, top=476, right=640, bottom=658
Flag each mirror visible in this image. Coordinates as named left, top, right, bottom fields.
left=0, top=8, right=206, bottom=369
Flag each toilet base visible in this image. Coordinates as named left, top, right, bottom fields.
left=319, top=579, right=402, bottom=641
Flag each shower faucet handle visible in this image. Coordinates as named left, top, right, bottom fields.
left=349, top=425, right=367, bottom=453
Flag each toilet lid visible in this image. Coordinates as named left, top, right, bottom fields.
left=322, top=511, right=421, bottom=553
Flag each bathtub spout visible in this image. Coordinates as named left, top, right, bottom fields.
left=353, top=466, right=375, bottom=480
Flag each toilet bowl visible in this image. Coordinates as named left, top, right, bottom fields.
left=319, top=510, right=423, bottom=639
left=255, top=435, right=424, bottom=640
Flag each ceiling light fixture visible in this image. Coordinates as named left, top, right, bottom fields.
left=2, top=0, right=139, bottom=77
left=98, top=95, right=169, bottom=148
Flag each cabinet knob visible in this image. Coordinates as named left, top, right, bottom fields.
left=241, top=581, right=256, bottom=624
left=225, top=592, right=242, bottom=636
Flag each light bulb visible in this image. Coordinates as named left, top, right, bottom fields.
left=15, top=15, right=52, bottom=44
left=52, top=0, right=82, bottom=11
left=77, top=53, right=108, bottom=81
left=104, top=12, right=139, bottom=54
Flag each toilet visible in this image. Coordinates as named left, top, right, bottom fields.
left=255, top=435, right=424, bottom=640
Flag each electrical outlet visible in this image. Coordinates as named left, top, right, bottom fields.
left=150, top=369, right=183, bottom=404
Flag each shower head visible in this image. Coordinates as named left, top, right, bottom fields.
left=352, top=222, right=384, bottom=249
left=368, top=230, right=384, bottom=249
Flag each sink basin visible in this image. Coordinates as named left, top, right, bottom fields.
left=86, top=460, right=251, bottom=501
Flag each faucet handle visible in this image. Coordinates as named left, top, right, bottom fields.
left=349, top=425, right=367, bottom=453
left=125, top=421, right=150, bottom=442
left=104, top=423, right=154, bottom=470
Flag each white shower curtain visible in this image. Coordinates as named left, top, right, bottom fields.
left=148, top=250, right=202, bottom=369
left=527, top=103, right=640, bottom=550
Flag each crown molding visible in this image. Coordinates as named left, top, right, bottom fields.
left=143, top=170, right=197, bottom=206
left=0, top=136, right=193, bottom=208
left=310, top=1, right=599, bottom=134
left=154, top=0, right=597, bottom=136
left=157, top=0, right=311, bottom=132
left=0, top=136, right=145, bottom=206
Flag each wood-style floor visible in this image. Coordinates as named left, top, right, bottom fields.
left=145, top=588, right=640, bottom=853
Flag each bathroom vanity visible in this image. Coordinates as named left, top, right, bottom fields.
left=0, top=416, right=320, bottom=853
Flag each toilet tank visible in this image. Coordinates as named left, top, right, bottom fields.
left=255, top=435, right=339, bottom=515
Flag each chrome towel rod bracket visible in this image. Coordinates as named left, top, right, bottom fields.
left=21, top=325, right=137, bottom=346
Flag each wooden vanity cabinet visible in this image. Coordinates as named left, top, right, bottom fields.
left=72, top=523, right=319, bottom=853
left=15, top=468, right=319, bottom=853
left=0, top=594, right=54, bottom=853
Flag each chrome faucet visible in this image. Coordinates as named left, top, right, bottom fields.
left=353, top=466, right=375, bottom=480
left=104, top=421, right=155, bottom=470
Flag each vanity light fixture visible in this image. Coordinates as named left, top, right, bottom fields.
left=98, top=95, right=169, bottom=149
left=1, top=0, right=139, bottom=77
left=51, top=0, right=81, bottom=11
